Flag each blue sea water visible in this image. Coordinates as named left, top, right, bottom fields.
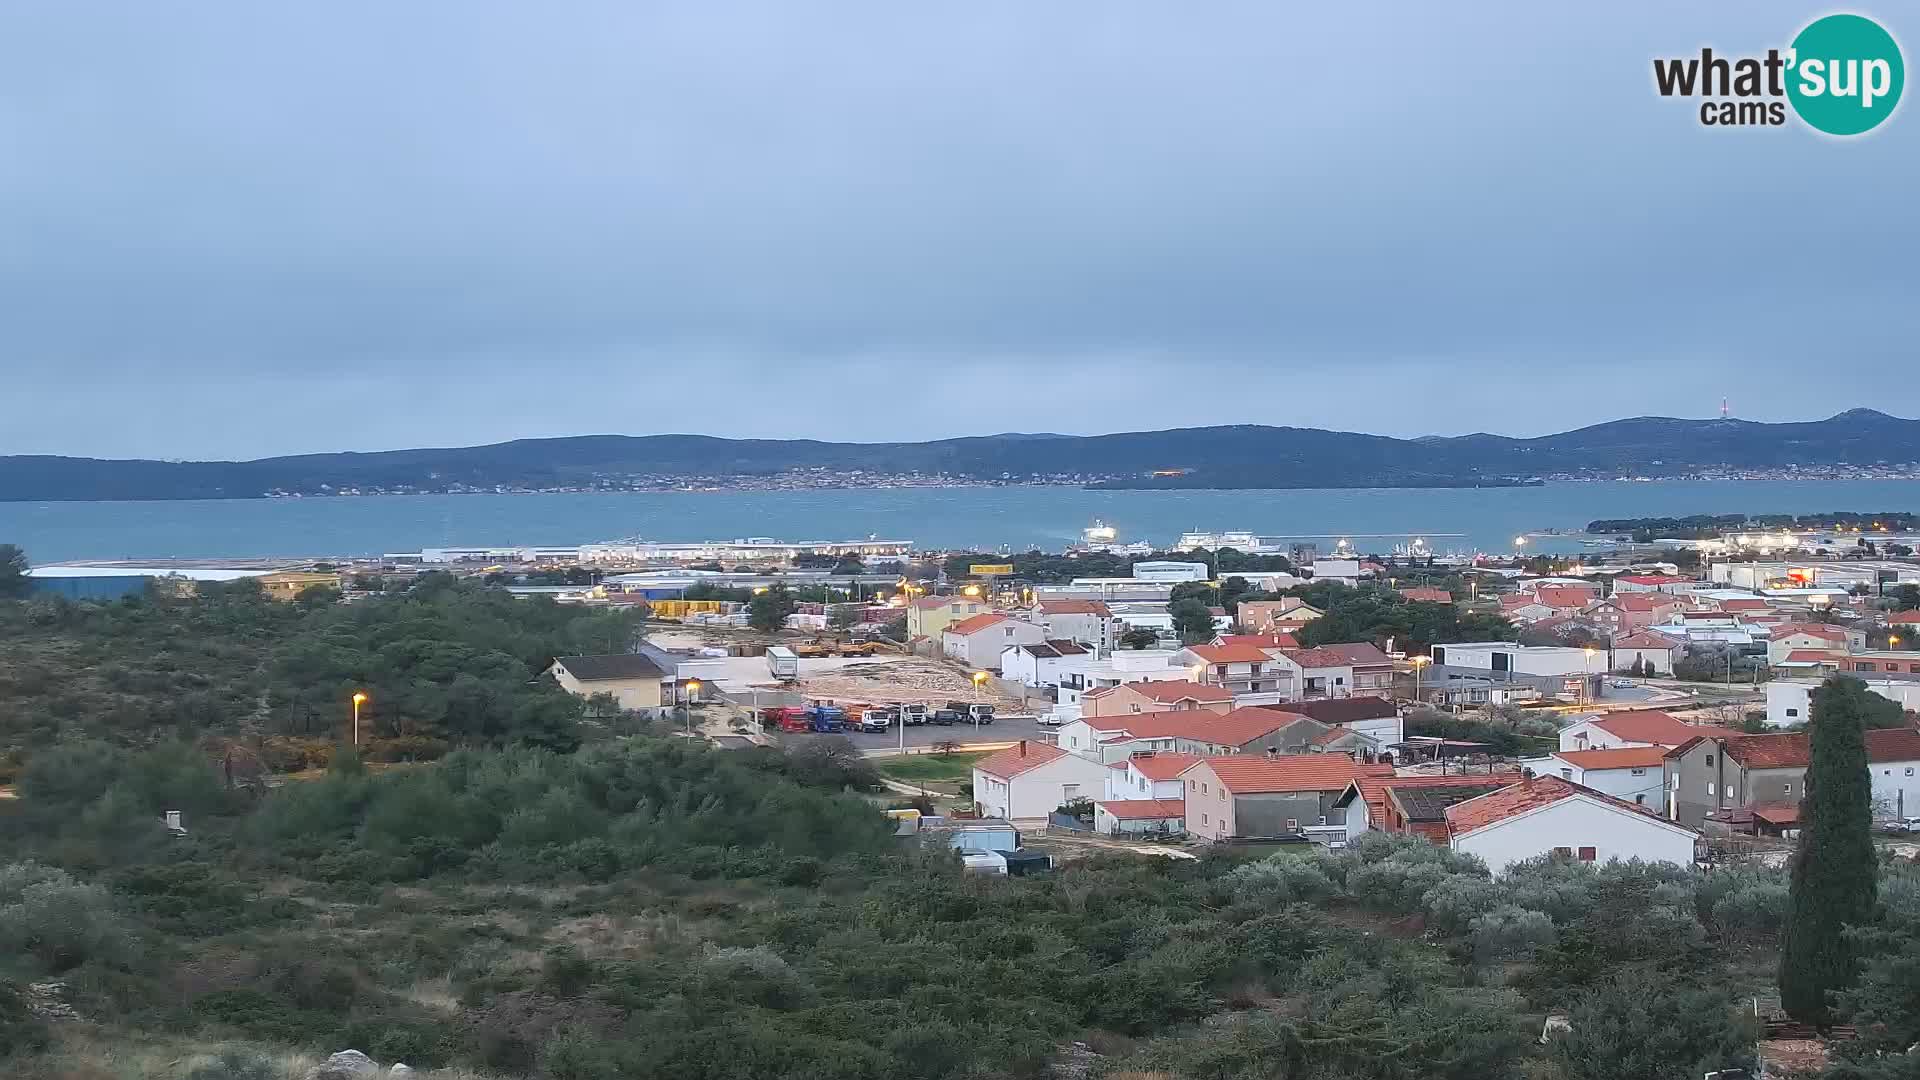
left=3, top=479, right=1920, bottom=563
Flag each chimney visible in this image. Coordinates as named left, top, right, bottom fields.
left=1018, top=740, right=1027, bottom=757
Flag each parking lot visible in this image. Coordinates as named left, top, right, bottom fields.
left=774, top=711, right=1057, bottom=752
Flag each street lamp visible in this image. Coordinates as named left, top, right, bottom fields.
left=971, top=671, right=988, bottom=731
left=350, top=691, right=368, bottom=746
left=1583, top=648, right=1595, bottom=702
left=1410, top=656, right=1429, bottom=703
left=684, top=679, right=701, bottom=737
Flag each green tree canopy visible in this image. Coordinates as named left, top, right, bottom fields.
left=0, top=544, right=28, bottom=599
left=748, top=584, right=799, bottom=633
left=1780, top=675, right=1880, bottom=1024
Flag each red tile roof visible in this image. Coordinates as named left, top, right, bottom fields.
left=1196, top=755, right=1394, bottom=794
left=1749, top=801, right=1801, bottom=826
left=1443, top=775, right=1670, bottom=837
left=1869, top=727, right=1920, bottom=763
left=1781, top=649, right=1845, bottom=663
left=1399, top=588, right=1453, bottom=603
left=945, top=612, right=1009, bottom=636
left=1288, top=643, right=1393, bottom=668
left=1125, top=680, right=1234, bottom=704
left=1037, top=599, right=1112, bottom=616
left=1888, top=611, right=1920, bottom=625
left=1587, top=710, right=1700, bottom=746
left=1708, top=729, right=1920, bottom=770
left=1347, top=772, right=1526, bottom=826
left=1552, top=746, right=1670, bottom=770
left=973, top=740, right=1070, bottom=780
left=1608, top=593, right=1679, bottom=612
left=1716, top=598, right=1772, bottom=612
left=1216, top=632, right=1301, bottom=650
left=1096, top=798, right=1188, bottom=820
left=1772, top=624, right=1847, bottom=640
left=1123, top=751, right=1205, bottom=780
left=1617, top=574, right=1692, bottom=585
left=1534, top=587, right=1599, bottom=609
left=1185, top=643, right=1280, bottom=664
left=911, top=594, right=974, bottom=610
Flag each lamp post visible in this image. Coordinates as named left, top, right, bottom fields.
left=971, top=671, right=988, bottom=732
left=350, top=691, right=368, bottom=747
left=1411, top=656, right=1429, bottom=704
left=1583, top=648, right=1595, bottom=702
left=684, top=679, right=701, bottom=737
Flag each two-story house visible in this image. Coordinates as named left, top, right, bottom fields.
left=1666, top=727, right=1920, bottom=827
left=905, top=594, right=988, bottom=640
left=942, top=613, right=1045, bottom=669
left=1028, top=599, right=1117, bottom=651
left=1285, top=643, right=1396, bottom=699
left=1180, top=755, right=1393, bottom=842
left=1176, top=643, right=1301, bottom=699
left=998, top=639, right=1091, bottom=687
left=1583, top=593, right=1683, bottom=636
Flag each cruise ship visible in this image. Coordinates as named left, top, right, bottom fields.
left=1172, top=530, right=1289, bottom=554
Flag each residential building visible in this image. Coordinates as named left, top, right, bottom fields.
left=1059, top=707, right=1338, bottom=763
left=971, top=740, right=1111, bottom=822
left=1214, top=631, right=1301, bottom=650
left=1288, top=642, right=1396, bottom=699
left=1584, top=593, right=1683, bottom=635
left=1522, top=746, right=1669, bottom=809
left=1052, top=650, right=1191, bottom=708
left=1236, top=599, right=1323, bottom=634
left=1432, top=642, right=1604, bottom=679
left=1766, top=676, right=1920, bottom=727
left=998, top=639, right=1091, bottom=687
left=1842, top=651, right=1920, bottom=678
left=1028, top=599, right=1117, bottom=650
left=1445, top=776, right=1699, bottom=874
left=1180, top=756, right=1393, bottom=841
left=942, top=613, right=1045, bottom=669
left=1665, top=727, right=1920, bottom=826
left=1176, top=643, right=1301, bottom=698
left=1269, top=696, right=1405, bottom=745
left=1080, top=679, right=1234, bottom=719
left=1500, top=596, right=1560, bottom=624
left=1103, top=750, right=1205, bottom=802
left=1557, top=709, right=1702, bottom=752
left=1336, top=772, right=1525, bottom=842
left=1610, top=631, right=1682, bottom=675
left=1399, top=587, right=1453, bottom=603
left=906, top=594, right=988, bottom=640
left=1767, top=623, right=1864, bottom=664
left=547, top=654, right=668, bottom=712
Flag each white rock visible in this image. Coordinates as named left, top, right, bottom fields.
left=307, top=1050, right=379, bottom=1080
left=389, top=1066, right=414, bottom=1077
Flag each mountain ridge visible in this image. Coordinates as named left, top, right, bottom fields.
left=0, top=410, right=1912, bottom=500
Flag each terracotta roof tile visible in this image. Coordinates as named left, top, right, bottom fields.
left=1552, top=746, right=1670, bottom=770
left=1771, top=624, right=1847, bottom=640
left=1347, top=772, right=1525, bottom=826
left=1612, top=630, right=1682, bottom=649
left=1185, top=643, right=1281, bottom=664
left=1195, top=755, right=1393, bottom=794
left=1443, top=775, right=1671, bottom=837
left=1587, top=710, right=1700, bottom=746
left=1617, top=575, right=1691, bottom=585
left=945, top=612, right=1009, bottom=636
left=1037, top=599, right=1112, bottom=616
left=972, top=740, right=1069, bottom=780
left=1749, top=801, right=1801, bottom=825
left=1781, top=649, right=1845, bottom=663
left=1215, top=632, right=1301, bottom=649
left=1127, top=680, right=1234, bottom=704
left=1399, top=588, right=1453, bottom=603
left=1270, top=697, right=1399, bottom=724
left=1289, top=643, right=1393, bottom=668
left=1096, top=798, right=1187, bottom=820
left=1889, top=611, right=1920, bottom=624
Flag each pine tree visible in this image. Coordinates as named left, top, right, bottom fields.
left=1778, top=675, right=1879, bottom=1025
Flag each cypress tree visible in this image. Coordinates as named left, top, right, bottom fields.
left=1778, top=675, right=1879, bottom=1024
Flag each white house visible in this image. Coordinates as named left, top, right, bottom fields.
left=971, top=741, right=1112, bottom=822
left=1431, top=642, right=1602, bottom=678
left=1520, top=746, right=1669, bottom=811
left=1767, top=677, right=1920, bottom=729
left=1029, top=599, right=1117, bottom=650
left=1609, top=631, right=1682, bottom=676
left=1556, top=710, right=1701, bottom=752
left=998, top=639, right=1092, bottom=687
left=942, top=613, right=1046, bottom=669
left=1176, top=643, right=1301, bottom=698
left=1102, top=751, right=1203, bottom=802
left=1092, top=798, right=1187, bottom=836
left=1444, top=776, right=1699, bottom=875
left=1766, top=624, right=1859, bottom=665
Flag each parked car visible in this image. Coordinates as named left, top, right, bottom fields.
left=930, top=708, right=961, bottom=726
left=1609, top=680, right=1635, bottom=690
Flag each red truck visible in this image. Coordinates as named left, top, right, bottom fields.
left=762, top=706, right=811, bottom=733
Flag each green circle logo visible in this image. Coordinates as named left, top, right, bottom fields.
left=1786, top=14, right=1904, bottom=135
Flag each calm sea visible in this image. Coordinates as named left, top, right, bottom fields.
left=4, top=479, right=1920, bottom=563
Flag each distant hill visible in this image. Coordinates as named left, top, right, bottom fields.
left=2, top=410, right=1916, bottom=500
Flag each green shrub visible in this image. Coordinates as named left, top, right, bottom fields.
left=0, top=861, right=136, bottom=973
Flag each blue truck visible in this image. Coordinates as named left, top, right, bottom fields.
left=806, top=704, right=848, bottom=733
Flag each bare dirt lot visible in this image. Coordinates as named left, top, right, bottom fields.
left=797, top=659, right=1020, bottom=708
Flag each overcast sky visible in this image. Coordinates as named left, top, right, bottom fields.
left=2, top=3, right=1914, bottom=459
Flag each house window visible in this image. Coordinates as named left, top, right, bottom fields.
left=1705, top=754, right=1715, bottom=767
left=1317, top=816, right=1327, bottom=826
left=1784, top=783, right=1793, bottom=794
left=1908, top=768, right=1916, bottom=777
left=1062, top=784, right=1079, bottom=799
left=1578, top=846, right=1597, bottom=862
left=1631, top=768, right=1646, bottom=776
left=1635, top=794, right=1646, bottom=805
left=1201, top=782, right=1209, bottom=794
left=1552, top=846, right=1572, bottom=858
left=1285, top=819, right=1300, bottom=830
left=1786, top=708, right=1799, bottom=717
left=1201, top=812, right=1209, bottom=825
left=1219, top=789, right=1225, bottom=801
left=1706, top=782, right=1715, bottom=795
left=1559, top=768, right=1573, bottom=780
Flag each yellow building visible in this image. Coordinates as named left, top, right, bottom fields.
left=255, top=570, right=344, bottom=601
left=548, top=654, right=669, bottom=712
left=905, top=594, right=988, bottom=640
